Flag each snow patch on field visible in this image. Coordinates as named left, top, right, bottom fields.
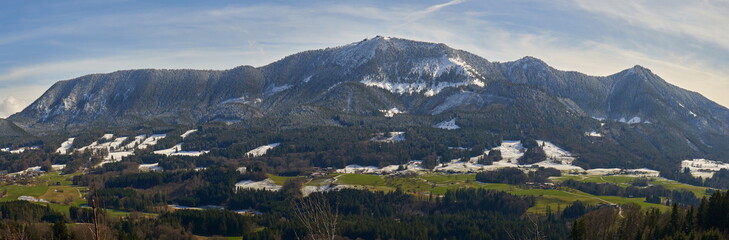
left=336, top=161, right=426, bottom=174
left=18, top=196, right=49, bottom=203
left=490, top=141, right=525, bottom=163
left=537, top=141, right=576, bottom=163
left=78, top=135, right=136, bottom=154
left=108, top=137, right=128, bottom=149
left=125, top=135, right=146, bottom=149
left=153, top=144, right=209, bottom=157
left=435, top=160, right=494, bottom=173
left=56, top=138, right=75, bottom=154
left=370, top=132, right=405, bottom=143
left=246, top=143, right=281, bottom=157
left=585, top=168, right=622, bottom=175
left=329, top=139, right=660, bottom=181
left=107, top=151, right=133, bottom=160
left=8, top=166, right=43, bottom=176
left=139, top=163, right=163, bottom=172
left=1, top=146, right=40, bottom=154
left=137, top=134, right=166, bottom=149
left=8, top=146, right=40, bottom=154
left=434, top=118, right=460, bottom=130
left=380, top=108, right=404, bottom=117
left=681, top=159, right=729, bottom=178
left=433, top=140, right=582, bottom=173
left=234, top=179, right=282, bottom=192
left=181, top=129, right=198, bottom=139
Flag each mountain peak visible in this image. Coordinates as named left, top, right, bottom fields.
left=612, top=65, right=655, bottom=80
left=508, top=56, right=549, bottom=72
left=515, top=56, right=547, bottom=65
left=518, top=56, right=544, bottom=62
left=630, top=65, right=651, bottom=73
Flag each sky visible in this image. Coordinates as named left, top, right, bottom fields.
left=1, top=0, right=728, bottom=118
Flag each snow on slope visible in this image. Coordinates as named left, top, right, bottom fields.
left=124, top=135, right=146, bottom=149
left=681, top=159, right=729, bottom=178
left=537, top=140, right=576, bottom=164
left=360, top=53, right=485, bottom=97
left=617, top=116, right=650, bottom=124
left=585, top=131, right=603, bottom=137
left=265, top=84, right=292, bottom=96
left=56, top=138, right=75, bottom=154
left=362, top=77, right=484, bottom=97
left=8, top=146, right=40, bottom=154
left=434, top=118, right=460, bottom=130
left=330, top=140, right=659, bottom=176
left=153, top=143, right=209, bottom=157
left=370, top=132, right=405, bottom=143
left=77, top=135, right=134, bottom=153
left=234, top=179, right=282, bottom=192
left=246, top=143, right=281, bottom=157
left=8, top=166, right=43, bottom=176
left=139, top=163, right=163, bottom=172
left=18, top=196, right=49, bottom=203
left=336, top=161, right=426, bottom=174
left=490, top=140, right=525, bottom=163
left=108, top=137, right=128, bottom=149
left=105, top=151, right=134, bottom=161
left=380, top=108, right=404, bottom=117
left=435, top=140, right=583, bottom=173
left=181, top=129, right=198, bottom=139
left=137, top=134, right=166, bottom=149
left=220, top=96, right=261, bottom=105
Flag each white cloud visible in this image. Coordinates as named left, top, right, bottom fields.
left=0, top=96, right=27, bottom=118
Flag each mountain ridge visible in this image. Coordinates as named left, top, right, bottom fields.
left=7, top=36, right=729, bottom=163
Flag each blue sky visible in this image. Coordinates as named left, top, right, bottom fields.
left=1, top=0, right=728, bottom=117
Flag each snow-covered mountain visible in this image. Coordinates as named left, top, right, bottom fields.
left=8, top=36, right=729, bottom=162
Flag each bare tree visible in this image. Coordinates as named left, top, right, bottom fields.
left=505, top=214, right=545, bottom=240
left=293, top=194, right=339, bottom=240
left=87, top=194, right=109, bottom=240
left=0, top=220, right=31, bottom=240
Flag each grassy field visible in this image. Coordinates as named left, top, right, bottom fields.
left=335, top=174, right=387, bottom=186
left=551, top=175, right=637, bottom=187
left=0, top=171, right=93, bottom=217
left=552, top=174, right=712, bottom=198
left=3, top=170, right=699, bottom=218
left=266, top=174, right=296, bottom=186
left=0, top=172, right=85, bottom=204
left=650, top=178, right=711, bottom=198
left=326, top=173, right=679, bottom=214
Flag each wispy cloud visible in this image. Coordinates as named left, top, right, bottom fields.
left=417, top=0, right=466, bottom=16
left=572, top=0, right=729, bottom=51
